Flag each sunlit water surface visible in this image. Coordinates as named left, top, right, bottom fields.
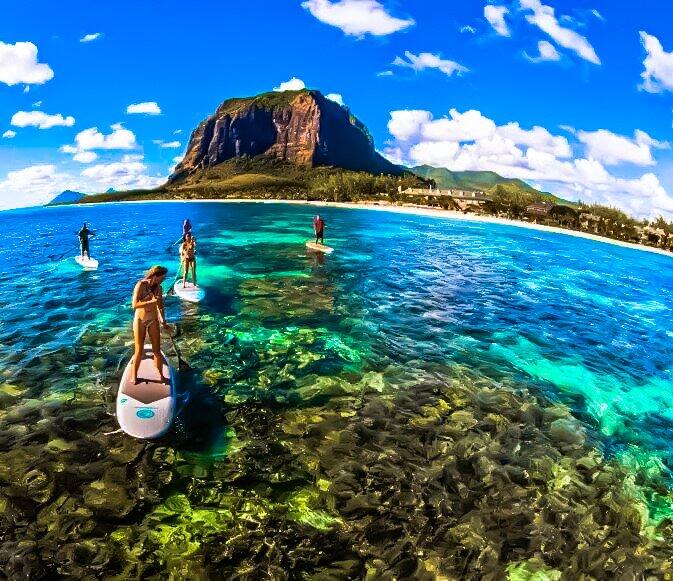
left=1, top=201, right=673, bottom=577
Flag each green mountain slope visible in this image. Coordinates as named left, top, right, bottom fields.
left=410, top=165, right=539, bottom=193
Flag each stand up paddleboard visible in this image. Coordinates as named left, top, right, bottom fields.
left=117, top=346, right=176, bottom=439
left=173, top=281, right=205, bottom=303
left=306, top=241, right=334, bottom=254
left=75, top=255, right=99, bottom=270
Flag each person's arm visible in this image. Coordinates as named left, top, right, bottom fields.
left=131, top=281, right=157, bottom=310
left=157, top=288, right=168, bottom=327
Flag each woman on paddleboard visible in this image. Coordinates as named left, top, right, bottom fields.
left=180, top=232, right=197, bottom=288
left=131, top=265, right=171, bottom=385
left=182, top=218, right=192, bottom=241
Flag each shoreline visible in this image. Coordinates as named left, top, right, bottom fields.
left=71, top=197, right=673, bottom=259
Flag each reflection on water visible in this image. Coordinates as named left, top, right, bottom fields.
left=1, top=202, right=673, bottom=577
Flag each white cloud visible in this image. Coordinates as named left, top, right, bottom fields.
left=520, top=0, right=600, bottom=65
left=577, top=128, right=669, bottom=166
left=80, top=33, right=101, bottom=43
left=273, top=77, right=306, bottom=92
left=377, top=70, right=393, bottom=77
left=326, top=93, right=345, bottom=106
left=386, top=106, right=673, bottom=218
left=525, top=40, right=561, bottom=62
left=393, top=51, right=468, bottom=78
left=10, top=110, right=75, bottom=129
left=32, top=100, right=42, bottom=108
left=121, top=154, right=144, bottom=162
left=127, top=101, right=161, bottom=115
left=82, top=161, right=163, bottom=191
left=65, top=123, right=137, bottom=152
left=23, top=85, right=29, bottom=93
left=461, top=25, right=477, bottom=34
left=592, top=9, right=604, bottom=21
left=172, top=156, right=183, bottom=164
left=2, top=130, right=16, bottom=139
left=173, top=129, right=182, bottom=134
left=301, top=0, right=414, bottom=37
left=73, top=151, right=98, bottom=164
left=0, top=41, right=54, bottom=86
left=484, top=5, right=510, bottom=37
left=639, top=32, right=673, bottom=93
left=0, top=165, right=76, bottom=210
left=154, top=140, right=181, bottom=149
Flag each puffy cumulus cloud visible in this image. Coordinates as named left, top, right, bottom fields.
left=393, top=51, right=468, bottom=78
left=2, top=130, right=16, bottom=138
left=326, top=93, right=345, bottom=106
left=520, top=0, right=600, bottom=65
left=81, top=161, right=164, bottom=191
left=127, top=101, right=161, bottom=115
left=0, top=41, right=54, bottom=86
left=301, top=0, right=414, bottom=37
left=10, top=110, right=75, bottom=129
left=73, top=151, right=97, bottom=164
left=80, top=33, right=101, bottom=43
left=525, top=40, right=561, bottom=62
left=484, top=5, right=510, bottom=37
left=62, top=123, right=137, bottom=158
left=386, top=107, right=673, bottom=218
left=577, top=129, right=669, bottom=166
left=0, top=164, right=76, bottom=210
left=639, top=32, right=673, bottom=93
left=387, top=110, right=432, bottom=142
left=273, top=77, right=305, bottom=92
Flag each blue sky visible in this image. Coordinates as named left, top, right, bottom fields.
left=2, top=0, right=673, bottom=218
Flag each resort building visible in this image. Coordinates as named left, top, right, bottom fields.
left=525, top=201, right=555, bottom=219
left=398, top=186, right=492, bottom=210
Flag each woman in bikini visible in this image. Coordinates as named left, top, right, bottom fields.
left=180, top=232, right=197, bottom=288
left=131, top=265, right=171, bottom=384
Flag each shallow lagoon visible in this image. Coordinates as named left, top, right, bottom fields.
left=1, top=201, right=673, bottom=577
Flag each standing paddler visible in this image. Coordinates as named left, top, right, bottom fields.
left=78, top=222, right=96, bottom=259
left=182, top=218, right=192, bottom=242
left=313, top=214, right=325, bottom=245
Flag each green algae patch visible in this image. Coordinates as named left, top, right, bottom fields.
left=286, top=488, right=343, bottom=531
left=507, top=559, right=562, bottom=580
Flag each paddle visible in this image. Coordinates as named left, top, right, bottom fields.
left=165, top=236, right=183, bottom=252
left=157, top=308, right=191, bottom=371
left=48, top=243, right=80, bottom=261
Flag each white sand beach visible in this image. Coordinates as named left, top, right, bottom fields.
left=74, top=197, right=673, bottom=259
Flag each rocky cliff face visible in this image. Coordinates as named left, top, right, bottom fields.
left=171, top=90, right=400, bottom=181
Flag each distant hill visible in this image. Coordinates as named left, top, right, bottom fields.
left=409, top=165, right=539, bottom=193
left=46, top=190, right=86, bottom=206
left=171, top=89, right=402, bottom=184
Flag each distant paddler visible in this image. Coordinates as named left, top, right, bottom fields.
left=179, top=231, right=197, bottom=288
left=182, top=218, right=192, bottom=241
left=131, top=265, right=171, bottom=385
left=313, top=214, right=325, bottom=245
left=78, top=222, right=96, bottom=259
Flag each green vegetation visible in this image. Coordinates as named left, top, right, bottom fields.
left=412, top=164, right=544, bottom=194
left=79, top=156, right=427, bottom=204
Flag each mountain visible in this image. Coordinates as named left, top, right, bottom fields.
left=105, top=188, right=116, bottom=194
left=170, top=89, right=402, bottom=183
left=410, top=165, right=540, bottom=193
left=46, top=190, right=86, bottom=206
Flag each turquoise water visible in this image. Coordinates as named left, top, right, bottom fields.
left=1, top=201, right=673, bottom=577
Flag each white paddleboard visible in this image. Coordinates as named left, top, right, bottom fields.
left=173, top=281, right=205, bottom=303
left=117, top=346, right=176, bottom=439
left=306, top=241, right=334, bottom=254
left=75, top=255, right=99, bottom=270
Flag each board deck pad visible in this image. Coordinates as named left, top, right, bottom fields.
left=306, top=241, right=334, bottom=254
left=75, top=255, right=99, bottom=269
left=173, top=281, right=205, bottom=303
left=117, top=346, right=175, bottom=439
